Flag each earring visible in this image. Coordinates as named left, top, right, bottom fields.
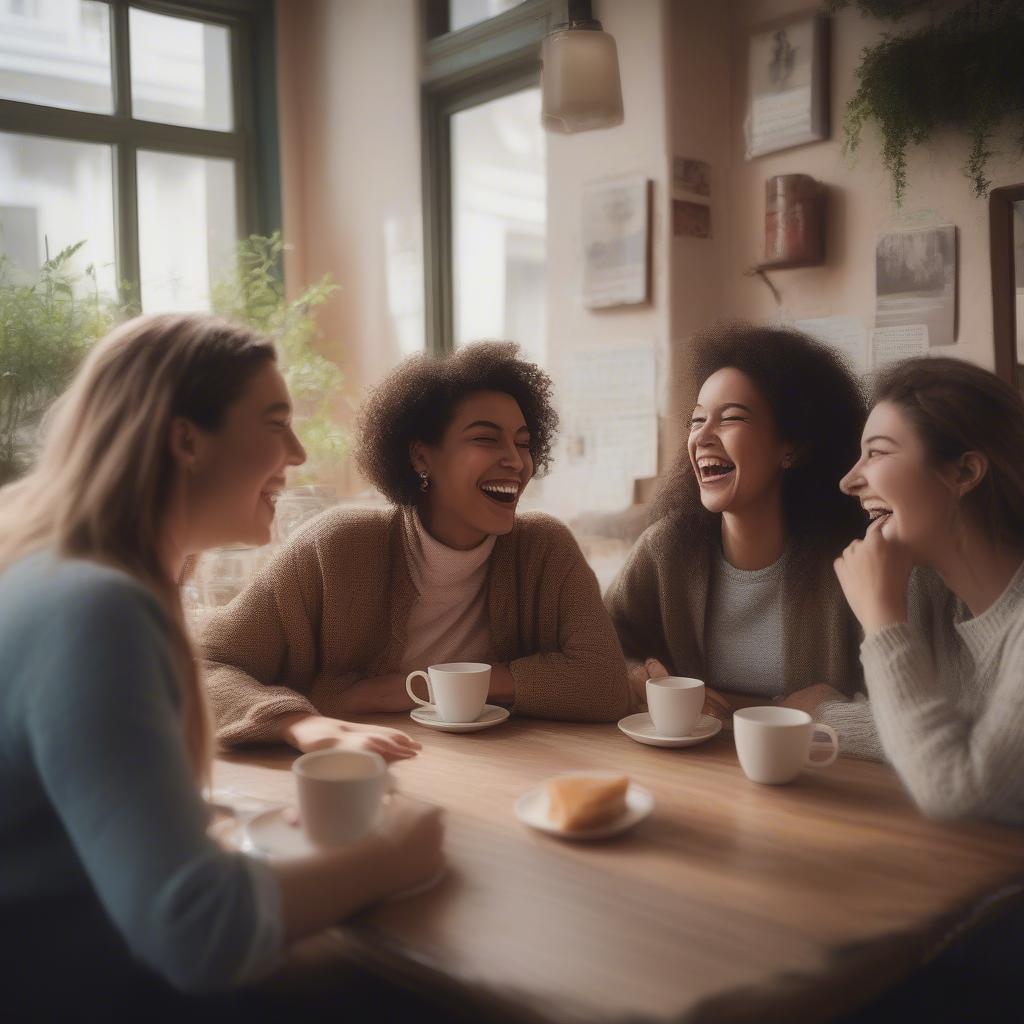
left=782, top=456, right=792, bottom=469
left=418, top=470, right=430, bottom=492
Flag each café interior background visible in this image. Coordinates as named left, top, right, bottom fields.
left=3, top=0, right=1022, bottom=540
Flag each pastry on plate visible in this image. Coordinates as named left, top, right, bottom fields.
left=545, top=774, right=629, bottom=831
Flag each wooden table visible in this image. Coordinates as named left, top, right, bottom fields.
left=215, top=716, right=1024, bottom=1024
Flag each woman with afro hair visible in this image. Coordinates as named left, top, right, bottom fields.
left=605, top=323, right=876, bottom=755
left=204, top=342, right=631, bottom=751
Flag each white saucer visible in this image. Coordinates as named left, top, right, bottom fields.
left=515, top=775, right=654, bottom=841
left=409, top=704, right=510, bottom=733
left=617, top=712, right=723, bottom=748
left=243, top=807, right=445, bottom=901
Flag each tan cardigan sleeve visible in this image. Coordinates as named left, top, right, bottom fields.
left=509, top=527, right=631, bottom=723
left=201, top=531, right=360, bottom=747
left=603, top=527, right=674, bottom=668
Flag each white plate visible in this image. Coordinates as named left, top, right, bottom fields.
left=410, top=703, right=510, bottom=733
left=617, top=712, right=722, bottom=748
left=515, top=775, right=654, bottom=841
left=243, top=807, right=445, bottom=901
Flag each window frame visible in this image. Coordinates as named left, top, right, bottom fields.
left=421, top=0, right=556, bottom=355
left=0, top=0, right=280, bottom=310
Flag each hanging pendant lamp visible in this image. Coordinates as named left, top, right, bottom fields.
left=541, top=0, right=624, bottom=133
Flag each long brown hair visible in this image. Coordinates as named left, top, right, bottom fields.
left=0, top=313, right=276, bottom=777
left=872, top=357, right=1024, bottom=548
left=652, top=322, right=866, bottom=555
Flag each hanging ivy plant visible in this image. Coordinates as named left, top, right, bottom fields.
left=827, top=0, right=1024, bottom=204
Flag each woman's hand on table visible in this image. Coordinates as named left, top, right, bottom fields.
left=278, top=713, right=421, bottom=762
left=370, top=795, right=446, bottom=899
left=834, top=520, right=912, bottom=635
left=701, top=686, right=734, bottom=721
left=779, top=684, right=844, bottom=715
left=275, top=794, right=444, bottom=940
left=325, top=666, right=515, bottom=715
left=630, top=660, right=733, bottom=720
left=628, top=657, right=669, bottom=708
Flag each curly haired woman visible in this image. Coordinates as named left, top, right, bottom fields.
left=204, top=342, right=631, bottom=751
left=605, top=322, right=874, bottom=752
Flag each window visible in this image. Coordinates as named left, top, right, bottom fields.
left=439, top=0, right=524, bottom=35
left=0, top=0, right=279, bottom=309
left=422, top=0, right=552, bottom=355
left=451, top=86, right=546, bottom=366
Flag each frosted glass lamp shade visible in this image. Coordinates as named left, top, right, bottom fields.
left=541, top=27, right=623, bottom=134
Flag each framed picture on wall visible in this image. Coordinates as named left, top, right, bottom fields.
left=581, top=175, right=652, bottom=309
left=745, top=12, right=829, bottom=159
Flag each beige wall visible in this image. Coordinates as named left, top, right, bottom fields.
left=541, top=0, right=672, bottom=510
left=666, top=0, right=732, bottom=457
left=722, top=0, right=1022, bottom=371
left=276, top=0, right=424, bottom=492
left=545, top=0, right=671, bottom=367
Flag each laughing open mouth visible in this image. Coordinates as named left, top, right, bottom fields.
left=480, top=480, right=520, bottom=505
left=697, top=457, right=735, bottom=482
left=865, top=506, right=892, bottom=524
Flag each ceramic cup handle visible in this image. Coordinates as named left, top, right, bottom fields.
left=405, top=670, right=433, bottom=708
left=806, top=723, right=839, bottom=768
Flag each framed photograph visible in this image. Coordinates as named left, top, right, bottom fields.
left=581, top=175, right=652, bottom=309
left=746, top=13, right=829, bottom=159
left=673, top=157, right=711, bottom=198
left=875, top=224, right=958, bottom=349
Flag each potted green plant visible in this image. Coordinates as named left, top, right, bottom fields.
left=0, top=242, right=119, bottom=485
left=211, top=232, right=347, bottom=492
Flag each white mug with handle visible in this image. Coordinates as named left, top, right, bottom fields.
left=292, top=749, right=390, bottom=847
left=405, top=662, right=491, bottom=724
left=733, top=706, right=839, bottom=785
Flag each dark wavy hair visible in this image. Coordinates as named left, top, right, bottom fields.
left=652, top=322, right=867, bottom=552
left=872, top=357, right=1024, bottom=548
left=355, top=341, right=558, bottom=506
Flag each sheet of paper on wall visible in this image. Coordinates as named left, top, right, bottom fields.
left=561, top=347, right=658, bottom=511
left=794, top=316, right=870, bottom=374
left=581, top=175, right=650, bottom=309
left=875, top=225, right=957, bottom=348
left=745, top=15, right=828, bottom=158
left=871, top=324, right=929, bottom=366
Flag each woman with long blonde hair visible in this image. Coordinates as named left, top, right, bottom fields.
left=0, top=314, right=443, bottom=1013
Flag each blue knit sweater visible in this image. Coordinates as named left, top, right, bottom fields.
left=0, top=552, right=280, bottom=992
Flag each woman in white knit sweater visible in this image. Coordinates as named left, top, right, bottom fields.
left=834, top=357, right=1024, bottom=824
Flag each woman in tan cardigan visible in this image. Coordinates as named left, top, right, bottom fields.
left=204, top=342, right=631, bottom=751
left=605, top=323, right=871, bottom=749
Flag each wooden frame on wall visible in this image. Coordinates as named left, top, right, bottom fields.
left=989, top=183, right=1024, bottom=390
left=745, top=10, right=829, bottom=160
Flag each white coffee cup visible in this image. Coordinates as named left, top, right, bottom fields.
left=293, top=749, right=389, bottom=847
left=646, top=676, right=705, bottom=737
left=733, top=706, right=839, bottom=785
left=406, top=662, right=491, bottom=723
